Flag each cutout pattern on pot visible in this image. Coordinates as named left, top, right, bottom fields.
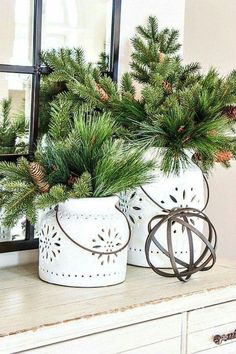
left=119, top=191, right=142, bottom=225
left=39, top=267, right=120, bottom=278
left=91, top=227, right=122, bottom=265
left=144, top=185, right=202, bottom=211
left=58, top=211, right=113, bottom=222
left=39, top=224, right=61, bottom=263
left=123, top=186, right=201, bottom=234
left=152, top=186, right=201, bottom=233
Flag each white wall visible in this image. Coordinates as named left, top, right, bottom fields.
left=183, top=0, right=236, bottom=74
left=207, top=164, right=236, bottom=261
left=183, top=0, right=236, bottom=261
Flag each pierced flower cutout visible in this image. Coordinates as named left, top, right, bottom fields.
left=91, top=228, right=123, bottom=265
left=39, top=224, right=61, bottom=263
left=119, top=191, right=142, bottom=225
left=159, top=187, right=200, bottom=209
left=159, top=187, right=201, bottom=234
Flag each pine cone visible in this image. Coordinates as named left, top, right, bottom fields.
left=177, top=125, right=185, bottom=133
left=159, top=52, right=165, bottom=62
left=162, top=80, right=172, bottom=93
left=208, top=130, right=217, bottom=136
left=67, top=175, right=78, bottom=186
left=91, top=135, right=96, bottom=145
left=28, top=162, right=50, bottom=193
left=183, top=135, right=191, bottom=143
left=192, top=152, right=202, bottom=162
left=55, top=81, right=67, bottom=94
left=223, top=105, right=236, bottom=120
left=215, top=150, right=233, bottom=163
left=96, top=84, right=109, bottom=102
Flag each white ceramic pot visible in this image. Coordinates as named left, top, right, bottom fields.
left=37, top=196, right=130, bottom=287
left=119, top=149, right=205, bottom=268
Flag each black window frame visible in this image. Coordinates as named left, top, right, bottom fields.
left=0, top=0, right=122, bottom=253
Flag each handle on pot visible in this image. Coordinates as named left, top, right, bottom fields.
left=55, top=205, right=131, bottom=255
left=141, top=170, right=210, bottom=214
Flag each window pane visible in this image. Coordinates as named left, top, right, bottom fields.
left=0, top=211, right=26, bottom=242
left=42, top=0, right=113, bottom=64
left=0, top=73, right=32, bottom=154
left=0, top=0, right=33, bottom=65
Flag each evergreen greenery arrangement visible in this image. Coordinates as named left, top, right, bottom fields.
left=137, top=69, right=236, bottom=173
left=1, top=15, right=236, bottom=228
left=38, top=16, right=236, bottom=174
left=0, top=112, right=154, bottom=226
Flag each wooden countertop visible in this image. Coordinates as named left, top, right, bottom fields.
left=0, top=261, right=236, bottom=352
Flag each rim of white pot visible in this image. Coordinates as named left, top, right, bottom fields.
left=59, top=195, right=119, bottom=212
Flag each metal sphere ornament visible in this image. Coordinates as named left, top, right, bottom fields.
left=145, top=207, right=217, bottom=282
left=142, top=175, right=217, bottom=282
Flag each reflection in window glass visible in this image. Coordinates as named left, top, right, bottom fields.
left=0, top=73, right=32, bottom=154
left=0, top=210, right=26, bottom=242
left=0, top=0, right=33, bottom=65
left=42, top=0, right=112, bottom=64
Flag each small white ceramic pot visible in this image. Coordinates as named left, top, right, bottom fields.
left=37, top=196, right=130, bottom=287
left=119, top=149, right=205, bottom=268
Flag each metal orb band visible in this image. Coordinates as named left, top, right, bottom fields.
left=141, top=173, right=217, bottom=282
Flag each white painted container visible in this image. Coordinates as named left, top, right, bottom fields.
left=119, top=149, right=205, bottom=268
left=37, top=196, right=130, bottom=287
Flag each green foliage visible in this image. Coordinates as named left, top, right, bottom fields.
left=35, top=184, right=70, bottom=210
left=39, top=48, right=95, bottom=136
left=130, top=16, right=200, bottom=86
left=70, top=172, right=92, bottom=198
left=0, top=157, right=31, bottom=180
left=0, top=113, right=154, bottom=226
left=137, top=69, right=236, bottom=174
left=97, top=51, right=110, bottom=72
left=93, top=139, right=154, bottom=196
left=135, top=16, right=181, bottom=54
left=0, top=158, right=38, bottom=226
left=179, top=69, right=236, bottom=122
left=0, top=98, right=15, bottom=151
left=36, top=139, right=71, bottom=185
left=121, top=73, right=136, bottom=96
left=1, top=15, right=236, bottom=229
left=48, top=95, right=73, bottom=140
left=38, top=79, right=67, bottom=137
left=41, top=48, right=89, bottom=83
left=40, top=47, right=123, bottom=122
left=0, top=98, right=28, bottom=154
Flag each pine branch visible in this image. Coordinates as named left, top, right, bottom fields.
left=36, top=185, right=69, bottom=210
left=121, top=73, right=136, bottom=96
left=97, top=51, right=110, bottom=72
left=0, top=158, right=31, bottom=181
left=49, top=96, right=73, bottom=140
left=70, top=172, right=92, bottom=198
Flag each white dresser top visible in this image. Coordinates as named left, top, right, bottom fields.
left=0, top=261, right=236, bottom=352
